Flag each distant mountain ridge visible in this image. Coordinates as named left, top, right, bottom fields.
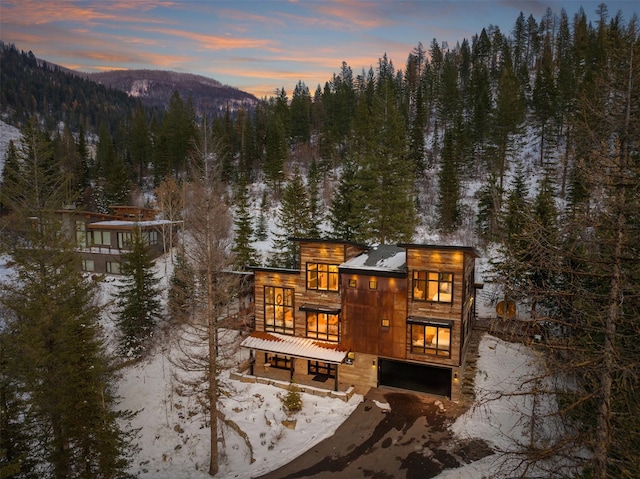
left=88, top=69, right=258, bottom=114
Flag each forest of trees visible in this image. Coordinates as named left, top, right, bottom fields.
left=0, top=3, right=638, bottom=478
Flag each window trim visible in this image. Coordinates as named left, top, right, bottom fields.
left=266, top=353, right=291, bottom=370
left=264, top=285, right=295, bottom=335
left=308, top=361, right=336, bottom=378
left=408, top=318, right=452, bottom=358
left=306, top=262, right=340, bottom=292
left=412, top=271, right=454, bottom=303
left=106, top=261, right=120, bottom=275
left=305, top=311, right=340, bottom=342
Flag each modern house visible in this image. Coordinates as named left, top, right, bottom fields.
left=240, top=238, right=480, bottom=401
left=57, top=206, right=180, bottom=274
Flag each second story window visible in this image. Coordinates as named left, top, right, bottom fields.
left=413, top=271, right=454, bottom=303
left=117, top=232, right=132, bottom=249
left=91, top=230, right=111, bottom=246
left=264, top=286, right=294, bottom=335
left=306, top=263, right=339, bottom=291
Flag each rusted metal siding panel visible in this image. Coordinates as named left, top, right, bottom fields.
left=341, top=273, right=407, bottom=358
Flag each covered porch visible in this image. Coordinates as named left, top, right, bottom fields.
left=239, top=331, right=348, bottom=392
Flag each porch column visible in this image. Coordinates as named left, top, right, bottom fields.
left=334, top=366, right=339, bottom=392
left=290, top=357, right=295, bottom=382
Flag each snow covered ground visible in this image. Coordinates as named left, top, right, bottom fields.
left=118, top=340, right=363, bottom=479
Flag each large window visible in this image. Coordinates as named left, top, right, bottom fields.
left=413, top=271, right=453, bottom=303
left=91, top=230, right=111, bottom=246
left=410, top=322, right=451, bottom=357
left=117, top=232, right=132, bottom=249
left=306, top=263, right=339, bottom=291
left=82, top=259, right=94, bottom=272
left=143, top=230, right=158, bottom=246
left=264, top=286, right=294, bottom=334
left=106, top=261, right=120, bottom=275
left=306, top=312, right=339, bottom=342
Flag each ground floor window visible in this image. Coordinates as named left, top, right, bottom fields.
left=265, top=353, right=291, bottom=370
left=306, top=312, right=339, bottom=342
left=410, top=322, right=451, bottom=357
left=308, top=361, right=336, bottom=378
left=106, top=261, right=120, bottom=274
left=82, top=259, right=94, bottom=272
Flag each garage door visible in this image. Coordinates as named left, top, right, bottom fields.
left=378, top=358, right=452, bottom=398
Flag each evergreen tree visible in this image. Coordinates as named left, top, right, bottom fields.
left=114, top=226, right=163, bottom=358
left=306, top=157, right=322, bottom=238
left=263, top=114, right=286, bottom=193
left=532, top=32, right=557, bottom=165
left=475, top=172, right=503, bottom=240
left=231, top=174, right=258, bottom=270
left=167, top=247, right=194, bottom=324
left=235, top=108, right=258, bottom=180
left=269, top=165, right=311, bottom=268
left=0, top=140, right=20, bottom=214
left=436, top=128, right=461, bottom=233
left=254, top=191, right=269, bottom=242
left=290, top=80, right=312, bottom=143
left=212, top=107, right=236, bottom=183
left=128, top=101, right=152, bottom=185
left=349, top=81, right=416, bottom=244
left=500, top=162, right=529, bottom=246
left=328, top=154, right=359, bottom=241
left=103, top=150, right=131, bottom=207
left=53, top=125, right=85, bottom=205
left=491, top=54, right=525, bottom=192
left=154, top=91, right=197, bottom=182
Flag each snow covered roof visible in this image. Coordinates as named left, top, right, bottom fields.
left=339, top=244, right=407, bottom=275
left=240, top=332, right=348, bottom=364
left=87, top=220, right=176, bottom=228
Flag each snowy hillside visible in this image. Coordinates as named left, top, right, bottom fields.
left=0, top=119, right=21, bottom=174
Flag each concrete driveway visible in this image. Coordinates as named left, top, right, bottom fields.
left=256, top=387, right=493, bottom=479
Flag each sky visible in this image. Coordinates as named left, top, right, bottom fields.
left=1, top=1, right=638, bottom=98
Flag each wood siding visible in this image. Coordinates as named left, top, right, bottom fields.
left=404, top=248, right=471, bottom=368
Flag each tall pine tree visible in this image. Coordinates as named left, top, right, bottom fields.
left=114, top=226, right=163, bottom=358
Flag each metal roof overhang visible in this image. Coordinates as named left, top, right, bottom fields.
left=407, top=316, right=454, bottom=327
left=240, top=332, right=348, bottom=364
left=299, top=303, right=341, bottom=314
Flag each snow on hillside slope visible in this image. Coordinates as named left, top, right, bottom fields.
left=0, top=119, right=21, bottom=173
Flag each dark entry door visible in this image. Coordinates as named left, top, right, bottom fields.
left=378, top=358, right=452, bottom=398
